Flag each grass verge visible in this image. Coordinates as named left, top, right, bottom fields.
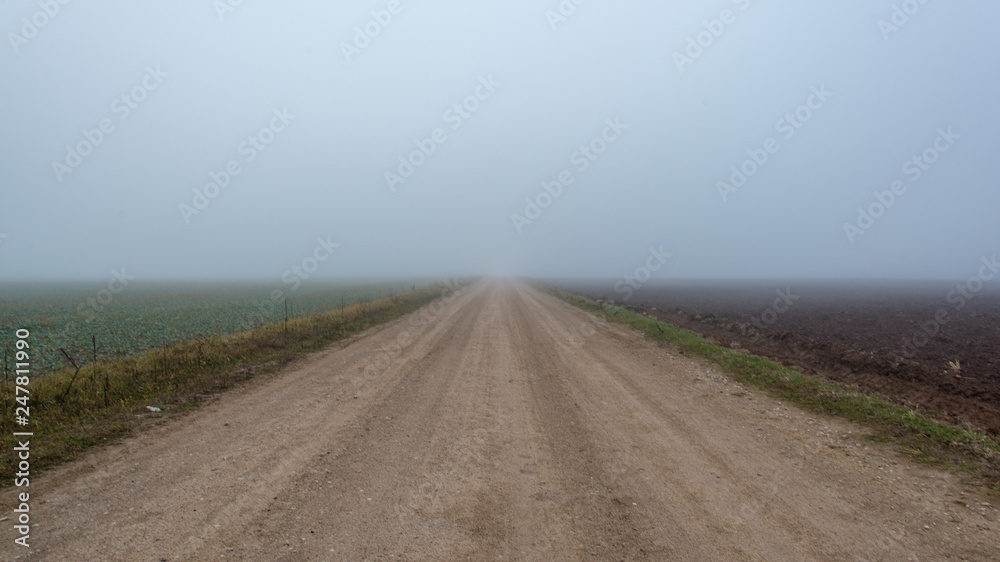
left=1, top=281, right=470, bottom=485
left=537, top=284, right=1000, bottom=489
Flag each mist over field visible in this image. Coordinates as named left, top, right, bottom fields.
left=1, top=1, right=997, bottom=281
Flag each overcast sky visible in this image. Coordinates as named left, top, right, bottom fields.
left=0, top=1, right=997, bottom=281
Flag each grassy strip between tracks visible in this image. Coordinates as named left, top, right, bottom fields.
left=538, top=284, right=1000, bottom=489
left=0, top=281, right=471, bottom=485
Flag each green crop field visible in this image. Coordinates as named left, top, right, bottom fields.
left=0, top=279, right=433, bottom=378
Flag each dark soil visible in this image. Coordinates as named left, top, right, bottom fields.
left=548, top=279, right=1000, bottom=436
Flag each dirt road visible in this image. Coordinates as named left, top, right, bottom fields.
left=7, top=280, right=1000, bottom=560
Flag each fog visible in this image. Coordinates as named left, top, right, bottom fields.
left=1, top=1, right=997, bottom=282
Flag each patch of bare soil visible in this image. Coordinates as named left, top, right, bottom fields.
left=557, top=279, right=1000, bottom=435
